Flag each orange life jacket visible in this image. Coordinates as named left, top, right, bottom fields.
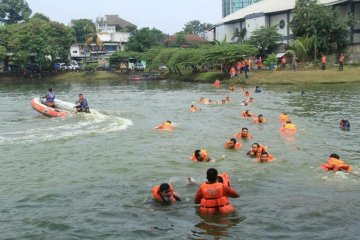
left=321, top=56, right=327, bottom=64
left=242, top=111, right=254, bottom=118
left=281, top=123, right=297, bottom=132
left=278, top=114, right=289, bottom=122
left=321, top=158, right=352, bottom=172
left=257, top=153, right=275, bottom=162
left=192, top=149, right=210, bottom=162
left=224, top=141, right=241, bottom=150
left=157, top=122, right=174, bottom=131
left=218, top=173, right=231, bottom=187
left=198, top=182, right=234, bottom=214
left=213, top=80, right=221, bottom=88
left=254, top=117, right=266, bottom=124
left=152, top=185, right=176, bottom=203
left=235, top=132, right=252, bottom=139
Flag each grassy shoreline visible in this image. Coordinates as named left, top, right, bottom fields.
left=1, top=67, right=360, bottom=84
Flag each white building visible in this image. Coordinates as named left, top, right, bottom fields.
left=214, top=0, right=360, bottom=45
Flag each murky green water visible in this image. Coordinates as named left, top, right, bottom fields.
left=0, top=79, right=359, bottom=239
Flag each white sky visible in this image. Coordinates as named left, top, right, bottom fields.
left=26, top=0, right=222, bottom=34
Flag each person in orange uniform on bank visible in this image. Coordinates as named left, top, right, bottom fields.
left=321, top=54, right=327, bottom=70
left=224, top=138, right=242, bottom=150
left=152, top=183, right=181, bottom=204
left=194, top=168, right=240, bottom=215
left=321, top=153, right=352, bottom=172
left=154, top=120, right=175, bottom=131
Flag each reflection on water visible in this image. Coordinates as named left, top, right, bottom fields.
left=191, top=214, right=246, bottom=239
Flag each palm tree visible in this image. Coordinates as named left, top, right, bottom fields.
left=83, top=24, right=104, bottom=58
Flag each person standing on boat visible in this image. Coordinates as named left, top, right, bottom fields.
left=44, top=88, right=55, bottom=108
left=75, top=94, right=90, bottom=113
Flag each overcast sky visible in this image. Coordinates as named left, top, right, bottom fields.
left=26, top=0, right=221, bottom=34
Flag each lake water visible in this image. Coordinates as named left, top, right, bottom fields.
left=0, top=79, right=359, bottom=239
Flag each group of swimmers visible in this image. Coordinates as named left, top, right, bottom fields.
left=151, top=80, right=353, bottom=215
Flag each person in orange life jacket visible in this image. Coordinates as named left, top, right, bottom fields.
left=235, top=127, right=252, bottom=139
left=339, top=53, right=345, bottom=71
left=154, top=120, right=174, bottom=130
left=321, top=55, right=327, bottom=70
left=213, top=79, right=221, bottom=88
left=75, top=94, right=90, bottom=113
left=194, top=168, right=240, bottom=214
left=258, top=151, right=274, bottom=163
left=281, top=120, right=297, bottom=132
left=224, top=138, right=242, bottom=150
left=190, top=104, right=201, bottom=112
left=321, top=153, right=352, bottom=172
left=279, top=112, right=290, bottom=122
left=192, top=149, right=211, bottom=162
left=152, top=183, right=181, bottom=204
left=44, top=88, right=55, bottom=108
left=254, top=114, right=266, bottom=123
left=242, top=110, right=254, bottom=118
left=247, top=143, right=267, bottom=158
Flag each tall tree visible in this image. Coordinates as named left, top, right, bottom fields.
left=71, top=19, right=96, bottom=43
left=183, top=20, right=213, bottom=35
left=126, top=27, right=166, bottom=52
left=290, top=0, right=352, bottom=55
left=248, top=25, right=281, bottom=55
left=0, top=0, right=32, bottom=25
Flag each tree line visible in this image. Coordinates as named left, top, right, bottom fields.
left=0, top=0, right=355, bottom=73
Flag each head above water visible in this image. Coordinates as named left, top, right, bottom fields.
left=48, top=88, right=53, bottom=92
left=329, top=153, right=340, bottom=159
left=159, top=183, right=172, bottom=202
left=206, top=168, right=218, bottom=182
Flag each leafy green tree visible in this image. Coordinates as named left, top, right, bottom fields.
left=0, top=0, right=32, bottom=25
left=71, top=19, right=96, bottom=43
left=31, top=12, right=50, bottom=21
left=248, top=25, right=281, bottom=55
left=0, top=18, right=75, bottom=67
left=232, top=28, right=247, bottom=44
left=290, top=0, right=352, bottom=55
left=127, top=27, right=166, bottom=52
left=183, top=20, right=213, bottom=35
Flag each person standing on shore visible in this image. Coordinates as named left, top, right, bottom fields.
left=281, top=55, right=287, bottom=70
left=339, top=53, right=345, bottom=71
left=292, top=55, right=297, bottom=72
left=321, top=55, right=327, bottom=70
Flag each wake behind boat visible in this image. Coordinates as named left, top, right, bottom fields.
left=31, top=97, right=91, bottom=118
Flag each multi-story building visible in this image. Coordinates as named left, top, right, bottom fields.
left=222, top=0, right=263, bottom=17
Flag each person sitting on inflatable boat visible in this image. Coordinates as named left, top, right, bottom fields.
left=235, top=127, right=253, bottom=139
left=154, top=120, right=175, bottom=131
left=194, top=168, right=239, bottom=215
left=192, top=149, right=211, bottom=162
left=44, top=88, right=56, bottom=108
left=321, top=153, right=352, bottom=172
left=75, top=94, right=90, bottom=113
left=152, top=183, right=181, bottom=204
left=224, top=138, right=242, bottom=150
